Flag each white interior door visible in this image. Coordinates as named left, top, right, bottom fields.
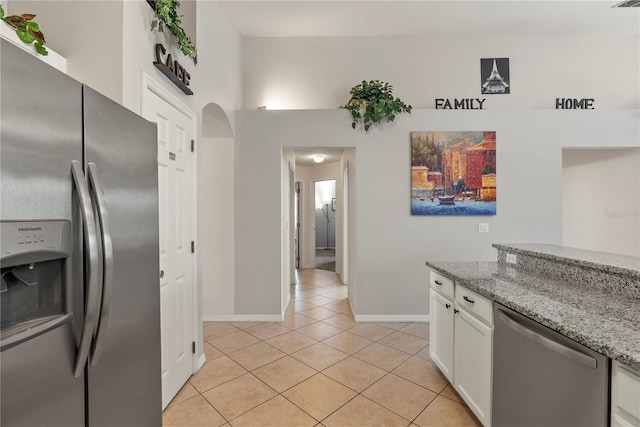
left=141, top=76, right=196, bottom=409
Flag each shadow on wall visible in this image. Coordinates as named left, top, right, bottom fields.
left=203, top=103, right=233, bottom=138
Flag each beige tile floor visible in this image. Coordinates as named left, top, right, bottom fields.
left=163, top=268, right=482, bottom=427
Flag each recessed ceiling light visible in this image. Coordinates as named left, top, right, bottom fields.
left=312, top=155, right=325, bottom=163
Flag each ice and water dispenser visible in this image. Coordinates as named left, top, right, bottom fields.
left=0, top=220, right=72, bottom=349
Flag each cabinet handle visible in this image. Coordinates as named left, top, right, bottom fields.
left=454, top=309, right=459, bottom=314
left=445, top=303, right=451, bottom=309
left=434, top=280, right=443, bottom=286
left=463, top=296, right=475, bottom=304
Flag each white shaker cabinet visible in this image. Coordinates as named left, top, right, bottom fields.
left=430, top=289, right=454, bottom=381
left=454, top=299, right=493, bottom=426
left=612, top=361, right=640, bottom=427
left=429, top=271, right=455, bottom=382
left=429, top=270, right=492, bottom=427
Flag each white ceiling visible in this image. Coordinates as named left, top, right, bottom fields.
left=292, top=147, right=345, bottom=166
left=218, top=0, right=639, bottom=38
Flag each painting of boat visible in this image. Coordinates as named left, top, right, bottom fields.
left=411, top=131, right=497, bottom=216
left=438, top=195, right=455, bottom=205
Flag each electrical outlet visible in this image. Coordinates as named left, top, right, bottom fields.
left=506, top=253, right=517, bottom=264
left=478, top=223, right=489, bottom=233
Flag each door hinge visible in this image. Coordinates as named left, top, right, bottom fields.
left=191, top=139, right=195, bottom=152
left=192, top=341, right=196, bottom=354
left=191, top=241, right=195, bottom=253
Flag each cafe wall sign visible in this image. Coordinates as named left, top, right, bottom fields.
left=153, top=43, right=193, bottom=95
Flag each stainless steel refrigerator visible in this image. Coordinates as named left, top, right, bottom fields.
left=0, top=39, right=162, bottom=426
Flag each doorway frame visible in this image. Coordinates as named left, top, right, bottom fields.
left=140, top=72, right=201, bottom=373
left=341, top=162, right=349, bottom=284
left=313, top=179, right=337, bottom=265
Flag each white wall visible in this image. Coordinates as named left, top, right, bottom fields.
left=235, top=108, right=639, bottom=318
left=7, top=0, right=124, bottom=103
left=200, top=137, right=235, bottom=317
left=563, top=148, right=640, bottom=257
left=121, top=1, right=241, bottom=121
left=242, top=35, right=639, bottom=110
left=282, top=150, right=298, bottom=316
left=342, top=149, right=357, bottom=297
left=120, top=0, right=243, bottom=351
left=237, top=29, right=639, bottom=319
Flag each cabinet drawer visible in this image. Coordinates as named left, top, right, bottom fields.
left=455, top=285, right=492, bottom=325
left=430, top=270, right=454, bottom=300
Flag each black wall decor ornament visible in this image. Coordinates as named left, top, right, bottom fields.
left=555, top=98, right=595, bottom=109
left=154, top=43, right=193, bottom=95
left=481, top=58, right=510, bottom=94
left=435, top=98, right=486, bottom=109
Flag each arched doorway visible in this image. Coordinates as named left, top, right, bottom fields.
left=199, top=103, right=235, bottom=324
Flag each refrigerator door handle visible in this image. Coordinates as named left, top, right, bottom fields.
left=496, top=308, right=597, bottom=369
left=71, top=161, right=102, bottom=378
left=87, top=163, right=113, bottom=366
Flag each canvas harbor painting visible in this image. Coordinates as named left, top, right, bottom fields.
left=411, top=131, right=497, bottom=216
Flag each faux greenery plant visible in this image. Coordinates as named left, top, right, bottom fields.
left=150, top=0, right=197, bottom=65
left=341, top=80, right=412, bottom=131
left=0, top=5, right=47, bottom=55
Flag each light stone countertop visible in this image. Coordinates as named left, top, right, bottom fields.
left=492, top=243, right=640, bottom=278
left=425, top=260, right=640, bottom=372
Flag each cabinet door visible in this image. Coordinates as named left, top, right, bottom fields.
left=454, top=307, right=492, bottom=426
left=429, top=289, right=454, bottom=382
left=611, top=361, right=640, bottom=427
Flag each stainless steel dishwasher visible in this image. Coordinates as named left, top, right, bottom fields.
left=493, top=303, right=609, bottom=427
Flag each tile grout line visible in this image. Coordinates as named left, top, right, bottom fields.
left=169, top=269, right=472, bottom=427
left=199, top=333, right=439, bottom=425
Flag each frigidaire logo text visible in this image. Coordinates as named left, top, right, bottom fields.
left=19, top=227, right=42, bottom=231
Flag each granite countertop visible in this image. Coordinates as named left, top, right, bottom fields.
left=425, top=260, right=640, bottom=372
left=492, top=243, right=640, bottom=279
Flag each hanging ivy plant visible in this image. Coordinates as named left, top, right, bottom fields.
left=149, top=0, right=197, bottom=65
left=341, top=80, right=412, bottom=131
left=0, top=5, right=47, bottom=55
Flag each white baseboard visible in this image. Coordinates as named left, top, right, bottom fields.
left=203, top=313, right=428, bottom=323
left=354, top=314, right=430, bottom=323
left=203, top=314, right=284, bottom=322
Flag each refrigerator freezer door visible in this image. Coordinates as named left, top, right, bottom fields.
left=1, top=323, right=84, bottom=426
left=0, top=40, right=82, bottom=221
left=1, top=39, right=84, bottom=426
left=82, top=86, right=162, bottom=426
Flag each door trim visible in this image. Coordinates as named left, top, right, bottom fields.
left=140, top=72, right=200, bottom=371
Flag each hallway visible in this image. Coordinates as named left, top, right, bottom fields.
left=162, top=269, right=480, bottom=426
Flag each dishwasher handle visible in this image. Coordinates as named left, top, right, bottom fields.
left=496, top=308, right=597, bottom=369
